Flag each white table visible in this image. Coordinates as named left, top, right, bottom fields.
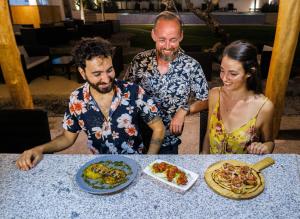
left=0, top=154, right=299, bottom=218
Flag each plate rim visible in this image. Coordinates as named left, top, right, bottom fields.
left=75, top=155, right=138, bottom=195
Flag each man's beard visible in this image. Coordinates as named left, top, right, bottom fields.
left=86, top=76, right=115, bottom=94
left=157, top=48, right=179, bottom=62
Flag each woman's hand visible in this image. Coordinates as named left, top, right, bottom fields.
left=247, top=142, right=269, bottom=155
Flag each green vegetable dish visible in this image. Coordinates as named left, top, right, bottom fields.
left=82, top=161, right=132, bottom=190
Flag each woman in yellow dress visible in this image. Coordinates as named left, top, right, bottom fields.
left=203, top=40, right=274, bottom=154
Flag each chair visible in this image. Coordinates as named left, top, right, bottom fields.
left=201, top=3, right=207, bottom=11
left=227, top=3, right=237, bottom=12
left=260, top=45, right=273, bottom=79
left=0, top=109, right=51, bottom=153
left=20, top=28, right=38, bottom=45
left=138, top=116, right=153, bottom=154
left=149, top=3, right=155, bottom=11
left=18, top=45, right=51, bottom=83
left=134, top=2, right=140, bottom=11
left=199, top=109, right=208, bottom=153
left=78, top=22, right=112, bottom=39
left=260, top=51, right=272, bottom=79
left=213, top=3, right=220, bottom=11
left=112, top=46, right=124, bottom=78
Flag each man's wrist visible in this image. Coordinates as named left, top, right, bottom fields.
left=180, top=105, right=190, bottom=115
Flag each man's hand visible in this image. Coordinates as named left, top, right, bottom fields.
left=16, top=146, right=44, bottom=171
left=15, top=130, right=79, bottom=171
left=170, top=108, right=188, bottom=135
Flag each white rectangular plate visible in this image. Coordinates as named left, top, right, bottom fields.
left=143, top=159, right=199, bottom=191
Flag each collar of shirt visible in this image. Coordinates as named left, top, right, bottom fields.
left=81, top=80, right=127, bottom=120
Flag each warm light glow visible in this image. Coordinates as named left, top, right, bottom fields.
left=26, top=0, right=48, bottom=5
left=250, top=0, right=261, bottom=10
left=28, top=0, right=38, bottom=5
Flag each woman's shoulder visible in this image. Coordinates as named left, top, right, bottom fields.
left=255, top=94, right=274, bottom=114
left=208, top=87, right=221, bottom=106
left=209, top=87, right=221, bottom=97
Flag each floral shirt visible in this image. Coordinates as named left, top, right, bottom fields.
left=63, top=80, right=160, bottom=154
left=126, top=49, right=208, bottom=147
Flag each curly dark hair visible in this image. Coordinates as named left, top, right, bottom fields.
left=72, top=37, right=112, bottom=69
left=223, top=40, right=262, bottom=94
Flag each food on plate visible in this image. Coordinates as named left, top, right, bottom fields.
left=82, top=160, right=131, bottom=189
left=151, top=162, right=188, bottom=185
left=211, top=162, right=261, bottom=194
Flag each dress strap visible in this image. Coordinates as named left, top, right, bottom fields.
left=211, top=87, right=222, bottom=120
left=255, top=97, right=269, bottom=117
left=218, top=87, right=221, bottom=105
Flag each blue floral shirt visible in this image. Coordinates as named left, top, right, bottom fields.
left=126, top=49, right=208, bottom=147
left=63, top=79, right=160, bottom=154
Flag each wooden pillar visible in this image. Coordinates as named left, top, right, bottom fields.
left=265, top=0, right=300, bottom=137
left=0, top=1, right=34, bottom=108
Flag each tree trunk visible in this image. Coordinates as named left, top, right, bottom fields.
left=184, top=0, right=229, bottom=47
left=265, top=0, right=300, bottom=137
left=0, top=1, right=34, bottom=108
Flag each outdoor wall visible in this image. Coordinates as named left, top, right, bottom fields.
left=10, top=0, right=65, bottom=20
left=11, top=5, right=61, bottom=27
left=216, top=0, right=269, bottom=12
left=39, top=5, right=62, bottom=24
left=11, top=5, right=41, bottom=27
left=180, top=0, right=270, bottom=12
left=48, top=0, right=65, bottom=20
left=113, top=0, right=270, bottom=13
left=118, top=12, right=265, bottom=25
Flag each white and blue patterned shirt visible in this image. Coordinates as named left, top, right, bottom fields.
left=63, top=80, right=160, bottom=154
left=126, top=49, right=209, bottom=147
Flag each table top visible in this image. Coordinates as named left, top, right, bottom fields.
left=1, top=154, right=299, bottom=219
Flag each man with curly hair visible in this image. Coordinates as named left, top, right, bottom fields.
left=17, top=38, right=165, bottom=171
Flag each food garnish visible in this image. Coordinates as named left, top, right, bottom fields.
left=212, top=162, right=261, bottom=194
left=151, top=162, right=188, bottom=185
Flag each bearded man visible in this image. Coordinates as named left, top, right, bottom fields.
left=125, top=11, right=208, bottom=154
left=17, top=38, right=165, bottom=171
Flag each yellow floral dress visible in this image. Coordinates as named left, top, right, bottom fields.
left=209, top=90, right=268, bottom=154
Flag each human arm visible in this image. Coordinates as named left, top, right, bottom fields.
left=170, top=99, right=208, bottom=135
left=171, top=61, right=209, bottom=135
left=202, top=88, right=219, bottom=154
left=16, top=130, right=79, bottom=171
left=146, top=117, right=165, bottom=154
left=247, top=99, right=275, bottom=154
